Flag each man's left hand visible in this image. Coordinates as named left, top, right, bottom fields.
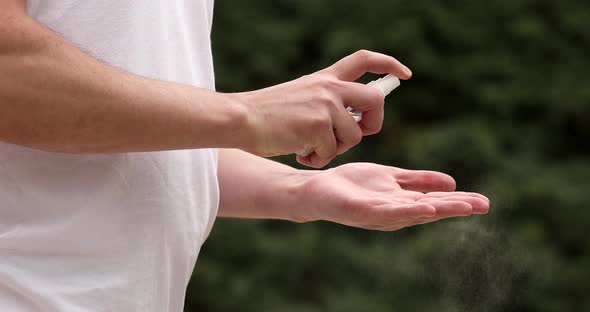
left=289, top=163, right=489, bottom=231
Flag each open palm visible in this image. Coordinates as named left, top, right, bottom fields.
left=296, top=163, right=489, bottom=231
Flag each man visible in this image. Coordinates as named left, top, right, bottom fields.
left=0, top=1, right=489, bottom=311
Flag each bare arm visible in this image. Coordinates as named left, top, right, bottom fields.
left=217, top=148, right=302, bottom=220
left=0, top=2, right=249, bottom=153
left=1, top=1, right=412, bottom=169
left=217, top=149, right=490, bottom=230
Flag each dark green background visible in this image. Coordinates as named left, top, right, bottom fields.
left=185, top=1, right=590, bottom=311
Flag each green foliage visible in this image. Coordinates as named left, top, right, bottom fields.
left=186, top=1, right=590, bottom=311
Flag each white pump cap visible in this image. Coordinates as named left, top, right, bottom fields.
left=348, top=74, right=401, bottom=122
left=367, top=74, right=401, bottom=96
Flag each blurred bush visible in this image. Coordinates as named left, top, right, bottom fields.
left=185, top=1, right=590, bottom=311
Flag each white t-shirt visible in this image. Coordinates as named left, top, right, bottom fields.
left=0, top=1, right=218, bottom=311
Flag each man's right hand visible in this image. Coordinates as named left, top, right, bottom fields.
left=234, top=50, right=412, bottom=168
left=1, top=7, right=410, bottom=160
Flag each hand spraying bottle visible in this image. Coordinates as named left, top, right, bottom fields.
left=297, top=74, right=401, bottom=157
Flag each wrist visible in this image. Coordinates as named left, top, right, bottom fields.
left=223, top=92, right=260, bottom=153
left=217, top=149, right=320, bottom=221
left=209, top=92, right=256, bottom=151
left=265, top=169, right=322, bottom=223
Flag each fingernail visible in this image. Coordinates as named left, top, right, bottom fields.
left=403, top=67, right=412, bottom=77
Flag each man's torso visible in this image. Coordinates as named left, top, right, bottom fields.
left=0, top=1, right=217, bottom=311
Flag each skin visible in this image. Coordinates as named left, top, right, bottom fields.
left=234, top=52, right=412, bottom=167
left=1, top=1, right=489, bottom=232
left=218, top=149, right=488, bottom=231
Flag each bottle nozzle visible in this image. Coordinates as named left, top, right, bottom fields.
left=367, top=74, right=401, bottom=96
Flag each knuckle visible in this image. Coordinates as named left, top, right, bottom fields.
left=351, top=129, right=363, bottom=145
left=324, top=147, right=338, bottom=159
left=375, top=121, right=383, bottom=133
left=313, top=157, right=334, bottom=169
left=315, top=76, right=342, bottom=93
left=324, top=77, right=342, bottom=89
left=340, top=128, right=363, bottom=147
left=368, top=87, right=385, bottom=105
left=369, top=124, right=383, bottom=135
left=364, top=115, right=383, bottom=134
left=315, top=90, right=339, bottom=110
left=308, top=114, right=331, bottom=131
left=364, top=126, right=381, bottom=136
left=336, top=144, right=351, bottom=155
left=405, top=191, right=423, bottom=201
left=312, top=152, right=336, bottom=168
left=354, top=49, right=371, bottom=61
left=318, top=138, right=338, bottom=160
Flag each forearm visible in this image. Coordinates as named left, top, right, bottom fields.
left=0, top=10, right=249, bottom=153
left=217, top=148, right=314, bottom=221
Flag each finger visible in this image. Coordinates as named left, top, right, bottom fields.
left=332, top=108, right=364, bottom=155
left=321, top=50, right=412, bottom=82
left=381, top=200, right=474, bottom=229
left=378, top=213, right=466, bottom=231
left=296, top=129, right=337, bottom=168
left=338, top=81, right=385, bottom=110
left=419, top=196, right=489, bottom=214
left=422, top=191, right=490, bottom=204
left=393, top=169, right=457, bottom=192
left=338, top=81, right=385, bottom=135
left=409, top=208, right=486, bottom=227
left=374, top=215, right=456, bottom=231
left=428, top=200, right=473, bottom=217
left=372, top=203, right=436, bottom=222
left=377, top=220, right=434, bottom=231
left=387, top=190, right=424, bottom=201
